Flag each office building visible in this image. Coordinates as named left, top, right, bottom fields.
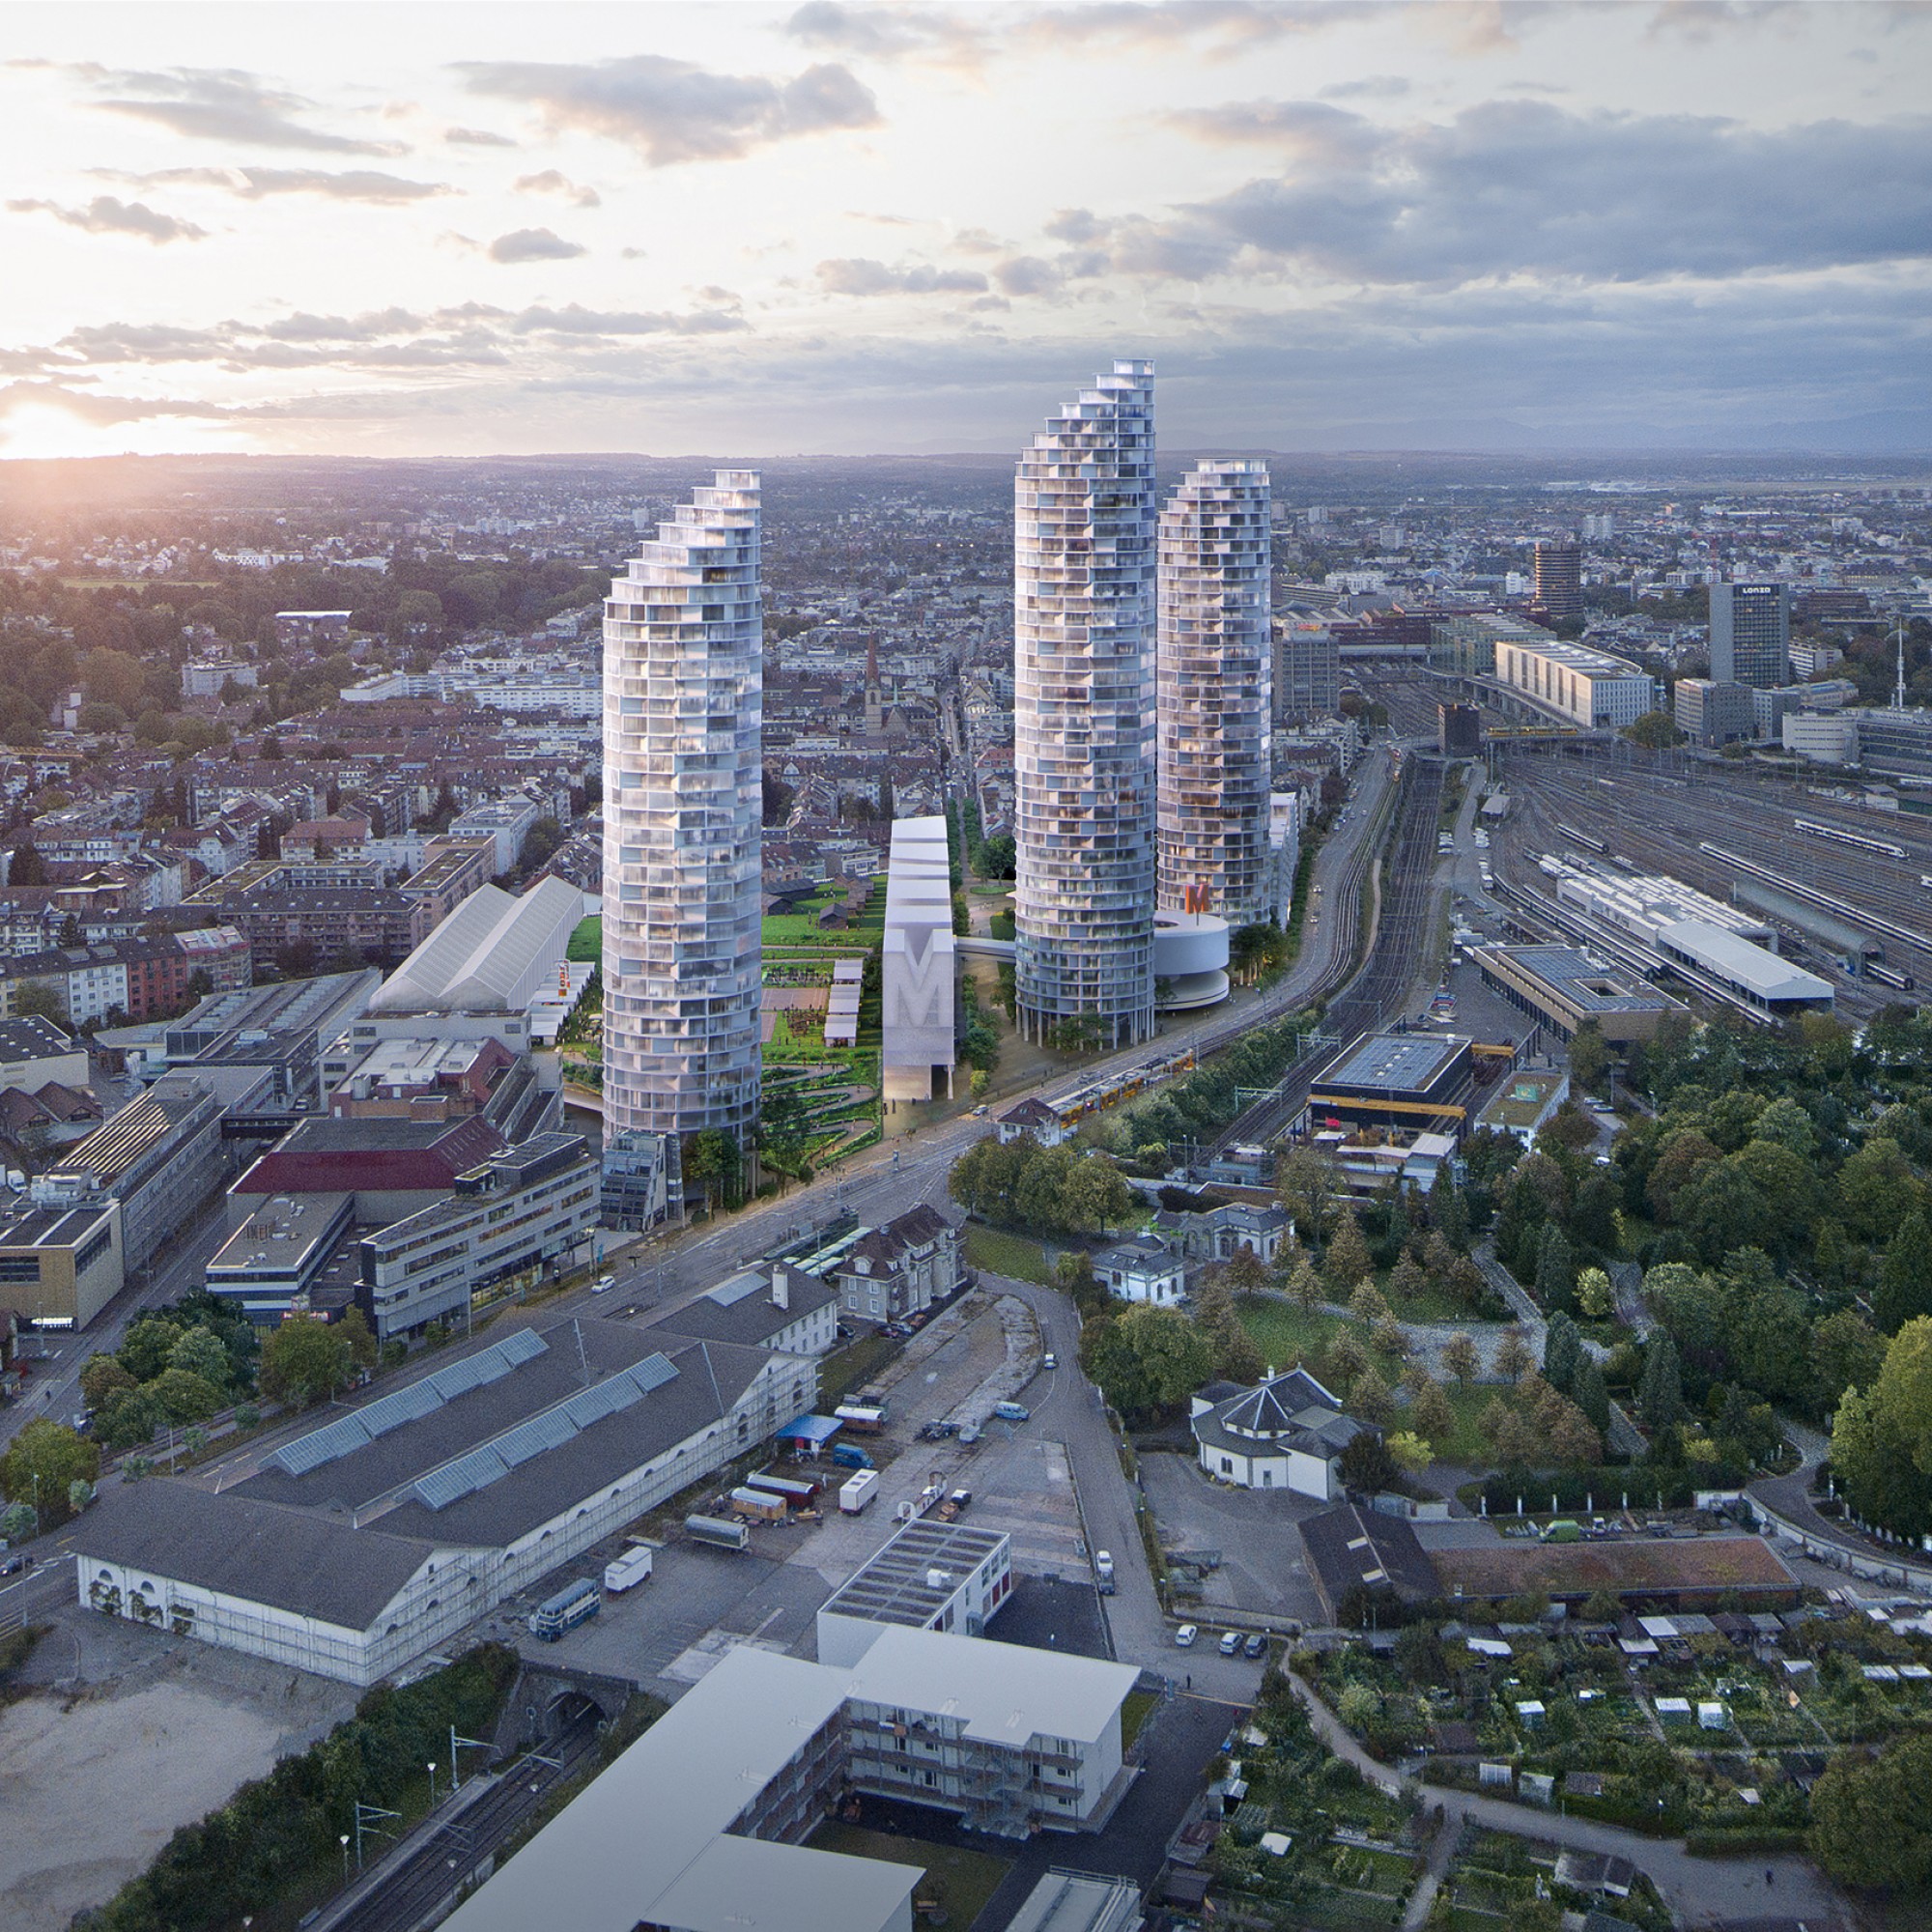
left=1493, top=636, right=1658, bottom=730
left=1429, top=611, right=1555, bottom=679
left=1012, top=361, right=1157, bottom=1048
left=602, top=473, right=764, bottom=1201
left=1156, top=458, right=1273, bottom=926
left=1672, top=678, right=1755, bottom=748
left=815, top=1519, right=1013, bottom=1667
left=1438, top=703, right=1482, bottom=758
left=1781, top=713, right=1860, bottom=765
left=1710, top=582, right=1791, bottom=689
left=1532, top=539, right=1583, bottom=623
left=1305, top=1031, right=1477, bottom=1140
left=1475, top=945, right=1686, bottom=1046
left=1276, top=618, right=1340, bottom=718
left=0, top=1179, right=122, bottom=1328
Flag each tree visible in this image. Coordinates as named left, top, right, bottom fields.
left=258, top=1318, right=354, bottom=1408
left=0, top=1419, right=99, bottom=1529
left=1322, top=1328, right=1372, bottom=1392
left=149, top=1367, right=224, bottom=1426
left=1576, top=1266, right=1613, bottom=1321
left=1568, top=1020, right=1609, bottom=1091
left=1836, top=1137, right=1924, bottom=1247
left=1638, top=1334, right=1687, bottom=1433
left=167, top=1324, right=233, bottom=1392
left=1535, top=1224, right=1577, bottom=1315
left=1810, top=1731, right=1932, bottom=1891
left=1876, top=1211, right=1932, bottom=1335
left=1350, top=1278, right=1391, bottom=1327
left=1621, top=709, right=1685, bottom=751
left=1573, top=1355, right=1611, bottom=1435
left=1384, top=1430, right=1432, bottom=1475
left=1387, top=1251, right=1429, bottom=1307
left=1495, top=1327, right=1535, bottom=1382
left=1411, top=1378, right=1457, bottom=1448
left=1324, top=1213, right=1373, bottom=1296
left=1195, top=1281, right=1263, bottom=1386
left=684, top=1128, right=741, bottom=1207
left=8, top=840, right=45, bottom=887
left=1443, top=1330, right=1481, bottom=1389
left=1082, top=1304, right=1214, bottom=1423
left=79, top=1352, right=137, bottom=1409
left=1340, top=1433, right=1398, bottom=1495
left=1548, top=1399, right=1602, bottom=1467
left=1275, top=1145, right=1337, bottom=1244
left=338, top=1305, right=378, bottom=1369
left=1542, top=1310, right=1583, bottom=1395
left=1349, top=1366, right=1393, bottom=1427
left=1812, top=1308, right=1886, bottom=1411
left=1372, top=1311, right=1406, bottom=1359
left=1285, top=1250, right=1323, bottom=1313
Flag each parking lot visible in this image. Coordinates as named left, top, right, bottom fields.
left=1139, top=1449, right=1329, bottom=1630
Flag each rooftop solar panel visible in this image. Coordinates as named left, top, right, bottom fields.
left=560, top=1378, right=640, bottom=1428
left=494, top=1409, right=577, bottom=1467
left=628, top=1352, right=678, bottom=1396
left=273, top=1413, right=373, bottom=1476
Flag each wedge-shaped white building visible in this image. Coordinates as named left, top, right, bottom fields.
left=1013, top=360, right=1158, bottom=1050
left=1157, top=458, right=1274, bottom=927
left=440, top=1628, right=1140, bottom=1932
left=880, top=814, right=956, bottom=1105
left=369, top=875, right=585, bottom=1016
left=602, top=471, right=763, bottom=1200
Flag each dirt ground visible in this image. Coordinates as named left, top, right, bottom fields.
left=0, top=1630, right=355, bottom=1932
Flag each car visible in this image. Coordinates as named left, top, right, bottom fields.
left=1042, top=1351, right=1057, bottom=1371
left=590, top=1274, right=616, bottom=1294
left=1243, top=1632, right=1268, bottom=1660
left=1219, top=1630, right=1242, bottom=1656
left=957, top=1424, right=982, bottom=1446
left=971, top=1103, right=988, bottom=1117
left=1175, top=1624, right=1199, bottom=1648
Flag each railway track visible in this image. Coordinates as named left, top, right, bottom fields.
left=1206, top=757, right=1446, bottom=1151
left=327, top=1708, right=601, bottom=1932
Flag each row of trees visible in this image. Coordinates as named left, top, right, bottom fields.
left=949, top=1135, right=1136, bottom=1238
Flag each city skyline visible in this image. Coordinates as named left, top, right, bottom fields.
left=2, top=1, right=1928, bottom=463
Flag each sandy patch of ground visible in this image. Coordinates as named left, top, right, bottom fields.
left=0, top=1648, right=351, bottom=1932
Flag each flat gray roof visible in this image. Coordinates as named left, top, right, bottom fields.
left=1482, top=946, right=1681, bottom=1015
left=820, top=1519, right=1009, bottom=1630
left=1319, top=1031, right=1469, bottom=1095
left=1658, top=919, right=1834, bottom=1002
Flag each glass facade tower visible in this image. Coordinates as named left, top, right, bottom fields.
left=1012, top=360, right=1157, bottom=1049
left=601, top=471, right=762, bottom=1197
left=1157, top=458, right=1273, bottom=925
left=1710, top=581, right=1791, bottom=689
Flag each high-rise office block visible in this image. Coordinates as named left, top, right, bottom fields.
left=1709, top=581, right=1790, bottom=689
left=1532, top=539, right=1583, bottom=623
left=1157, top=458, right=1273, bottom=926
left=1277, top=620, right=1341, bottom=719
left=601, top=471, right=763, bottom=1200
left=1012, top=360, right=1157, bottom=1049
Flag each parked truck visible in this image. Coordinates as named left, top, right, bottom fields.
left=528, top=1576, right=601, bottom=1641
left=603, top=1544, right=655, bottom=1593
left=685, top=1513, right=751, bottom=1551
left=838, top=1468, right=880, bottom=1514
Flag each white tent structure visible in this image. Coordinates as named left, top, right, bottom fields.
left=371, top=875, right=585, bottom=1015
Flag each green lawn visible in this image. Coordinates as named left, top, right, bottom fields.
left=567, top=915, right=601, bottom=962
left=1122, top=1688, right=1160, bottom=1751
left=806, top=1822, right=1010, bottom=1930
left=818, top=1330, right=903, bottom=1410
left=1235, top=1296, right=1349, bottom=1373
left=964, top=1224, right=1056, bottom=1286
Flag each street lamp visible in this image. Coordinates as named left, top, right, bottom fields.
left=427, top=1761, right=439, bottom=1804
left=339, top=1833, right=351, bottom=1883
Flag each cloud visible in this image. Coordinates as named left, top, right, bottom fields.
left=1320, top=74, right=1411, bottom=99
left=0, top=380, right=231, bottom=427
left=457, top=53, right=879, bottom=165
left=514, top=169, right=601, bottom=208
left=7, top=195, right=206, bottom=242
left=72, top=65, right=403, bottom=154
left=102, top=165, right=451, bottom=202
left=1022, top=1, right=1382, bottom=53
left=487, top=227, right=586, bottom=263
left=444, top=126, right=517, bottom=147
left=785, top=3, right=993, bottom=66
left=815, top=257, right=989, bottom=295
left=512, top=302, right=747, bottom=334
left=1061, top=100, right=1932, bottom=290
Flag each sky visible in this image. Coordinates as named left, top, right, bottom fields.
left=0, top=0, right=1927, bottom=461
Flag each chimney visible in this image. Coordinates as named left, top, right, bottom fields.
left=770, top=1266, right=789, bottom=1310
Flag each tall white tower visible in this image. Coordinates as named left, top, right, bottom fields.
left=602, top=471, right=763, bottom=1201
left=1012, top=359, right=1157, bottom=1050
left=1157, top=458, right=1273, bottom=925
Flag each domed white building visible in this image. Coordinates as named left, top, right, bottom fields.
left=1190, top=1366, right=1375, bottom=1502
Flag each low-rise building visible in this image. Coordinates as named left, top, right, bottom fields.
left=830, top=1205, right=965, bottom=1324
left=1151, top=1198, right=1292, bottom=1265
left=1476, top=1065, right=1572, bottom=1146
left=0, top=1016, right=88, bottom=1096
left=1191, top=1366, right=1373, bottom=1501
left=355, top=1133, right=600, bottom=1339
left=1475, top=944, right=1687, bottom=1047
left=994, top=1097, right=1071, bottom=1147
left=71, top=1312, right=818, bottom=1684
left=1304, top=1031, right=1476, bottom=1141
left=644, top=1261, right=838, bottom=1360
left=50, top=1075, right=224, bottom=1273
left=1493, top=637, right=1658, bottom=730
left=1673, top=678, right=1755, bottom=748
left=205, top=1191, right=358, bottom=1324
left=1093, top=1235, right=1188, bottom=1306
left=815, top=1519, right=1013, bottom=1667
left=0, top=1179, right=122, bottom=1328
